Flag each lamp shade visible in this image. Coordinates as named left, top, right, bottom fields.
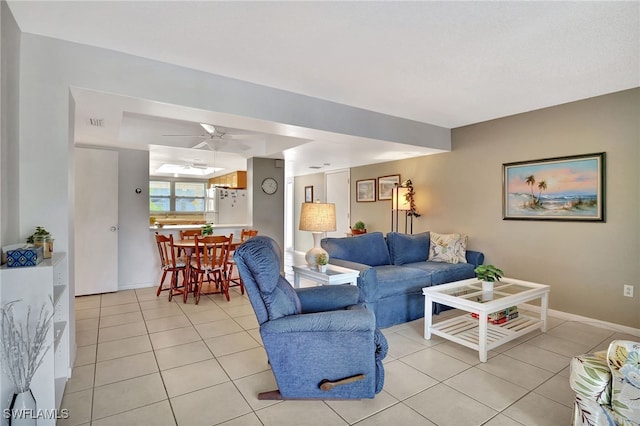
left=299, top=203, right=336, bottom=232
left=392, top=187, right=411, bottom=211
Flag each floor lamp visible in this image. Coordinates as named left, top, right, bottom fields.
left=391, top=185, right=411, bottom=233
left=299, top=202, right=336, bottom=266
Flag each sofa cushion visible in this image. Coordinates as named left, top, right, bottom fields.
left=322, top=232, right=391, bottom=266
left=428, top=232, right=468, bottom=264
left=404, top=261, right=475, bottom=285
left=386, top=231, right=430, bottom=265
left=373, top=265, right=431, bottom=299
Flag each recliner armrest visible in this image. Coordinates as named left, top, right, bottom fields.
left=261, top=308, right=376, bottom=334
left=296, top=285, right=359, bottom=313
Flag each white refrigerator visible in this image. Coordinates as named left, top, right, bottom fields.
left=205, top=187, right=249, bottom=225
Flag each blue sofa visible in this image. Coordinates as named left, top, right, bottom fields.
left=321, top=231, right=485, bottom=328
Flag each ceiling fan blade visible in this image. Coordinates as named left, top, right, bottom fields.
left=200, top=123, right=216, bottom=134
left=191, top=140, right=209, bottom=149
left=163, top=133, right=208, bottom=137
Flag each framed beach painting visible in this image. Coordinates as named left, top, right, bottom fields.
left=356, top=179, right=376, bottom=202
left=378, top=175, right=400, bottom=200
left=502, top=152, right=605, bottom=222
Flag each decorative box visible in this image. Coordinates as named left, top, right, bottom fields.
left=6, top=246, right=44, bottom=267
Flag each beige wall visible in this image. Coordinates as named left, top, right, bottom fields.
left=352, top=89, right=639, bottom=328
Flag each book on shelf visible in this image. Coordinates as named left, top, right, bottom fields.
left=471, top=306, right=519, bottom=324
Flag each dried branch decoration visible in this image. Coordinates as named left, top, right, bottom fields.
left=0, top=298, right=54, bottom=393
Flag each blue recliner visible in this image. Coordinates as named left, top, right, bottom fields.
left=233, top=236, right=388, bottom=399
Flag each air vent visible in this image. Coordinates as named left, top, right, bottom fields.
left=89, top=118, right=104, bottom=127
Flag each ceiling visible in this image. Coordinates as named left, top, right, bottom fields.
left=7, top=1, right=639, bottom=178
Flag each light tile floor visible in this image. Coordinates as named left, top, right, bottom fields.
left=61, top=252, right=639, bottom=426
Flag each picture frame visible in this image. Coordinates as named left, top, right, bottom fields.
left=378, top=174, right=400, bottom=200
left=356, top=179, right=376, bottom=202
left=304, top=185, right=314, bottom=203
left=503, top=152, right=605, bottom=222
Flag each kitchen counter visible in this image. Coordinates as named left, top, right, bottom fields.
left=150, top=224, right=251, bottom=231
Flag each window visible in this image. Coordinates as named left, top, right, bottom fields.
left=175, top=182, right=205, bottom=212
left=150, top=180, right=206, bottom=213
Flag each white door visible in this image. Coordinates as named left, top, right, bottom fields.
left=74, top=148, right=119, bottom=295
left=325, top=170, right=350, bottom=238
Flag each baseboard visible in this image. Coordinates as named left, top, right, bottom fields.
left=522, top=303, right=640, bottom=337
left=118, top=282, right=156, bottom=292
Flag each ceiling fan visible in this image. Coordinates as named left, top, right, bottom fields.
left=163, top=123, right=256, bottom=151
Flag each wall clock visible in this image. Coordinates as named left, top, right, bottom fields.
left=261, top=177, right=278, bottom=195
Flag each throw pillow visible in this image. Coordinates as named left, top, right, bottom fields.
left=428, top=232, right=468, bottom=264
left=386, top=231, right=430, bottom=265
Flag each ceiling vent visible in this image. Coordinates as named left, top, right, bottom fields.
left=89, top=118, right=104, bottom=127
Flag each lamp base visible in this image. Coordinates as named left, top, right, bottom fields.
left=305, top=232, right=328, bottom=267
left=305, top=246, right=328, bottom=267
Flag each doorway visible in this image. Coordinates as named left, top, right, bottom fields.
left=325, top=169, right=350, bottom=238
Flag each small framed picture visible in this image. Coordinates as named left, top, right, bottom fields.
left=378, top=175, right=400, bottom=200
left=356, top=179, right=376, bottom=202
left=304, top=186, right=314, bottom=203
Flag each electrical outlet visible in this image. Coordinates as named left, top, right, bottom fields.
left=623, top=285, right=634, bottom=298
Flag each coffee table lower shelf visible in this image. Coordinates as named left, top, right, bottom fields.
left=431, top=313, right=543, bottom=354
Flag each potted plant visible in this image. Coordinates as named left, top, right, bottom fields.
left=201, top=224, right=214, bottom=236
left=350, top=221, right=367, bottom=235
left=315, top=253, right=328, bottom=273
left=474, top=264, right=504, bottom=291
left=26, top=226, right=54, bottom=259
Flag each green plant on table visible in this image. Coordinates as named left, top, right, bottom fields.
left=201, top=224, right=213, bottom=236
left=352, top=221, right=366, bottom=231
left=474, top=264, right=504, bottom=282
left=315, top=253, right=328, bottom=266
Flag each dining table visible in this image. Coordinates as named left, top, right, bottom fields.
left=173, top=238, right=243, bottom=258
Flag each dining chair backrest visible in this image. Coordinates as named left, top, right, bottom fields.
left=193, top=234, right=233, bottom=271
left=180, top=229, right=202, bottom=240
left=155, top=233, right=181, bottom=268
left=240, top=229, right=259, bottom=242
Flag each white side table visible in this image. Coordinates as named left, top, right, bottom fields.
left=292, top=264, right=359, bottom=288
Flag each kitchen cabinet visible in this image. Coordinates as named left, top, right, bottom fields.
left=208, top=171, right=247, bottom=189
left=0, top=253, right=70, bottom=425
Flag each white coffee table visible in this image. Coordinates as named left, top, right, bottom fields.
left=292, top=264, right=359, bottom=288
left=423, top=277, right=550, bottom=362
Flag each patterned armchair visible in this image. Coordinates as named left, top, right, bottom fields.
left=233, top=236, right=387, bottom=399
left=569, top=340, right=640, bottom=425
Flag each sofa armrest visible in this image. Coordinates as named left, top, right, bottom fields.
left=296, top=285, right=360, bottom=313
left=328, top=258, right=379, bottom=302
left=329, top=258, right=370, bottom=273
left=570, top=351, right=611, bottom=406
left=465, top=250, right=485, bottom=268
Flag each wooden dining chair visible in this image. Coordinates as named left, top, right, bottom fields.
left=227, top=229, right=258, bottom=295
left=178, top=229, right=202, bottom=256
left=154, top=233, right=189, bottom=302
left=190, top=234, right=233, bottom=304
left=179, top=229, right=202, bottom=240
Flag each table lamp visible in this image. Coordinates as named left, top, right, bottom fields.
left=299, top=202, right=336, bottom=266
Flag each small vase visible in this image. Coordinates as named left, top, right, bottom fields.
left=482, top=281, right=494, bottom=291
left=8, top=389, right=36, bottom=426
left=318, top=264, right=327, bottom=273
